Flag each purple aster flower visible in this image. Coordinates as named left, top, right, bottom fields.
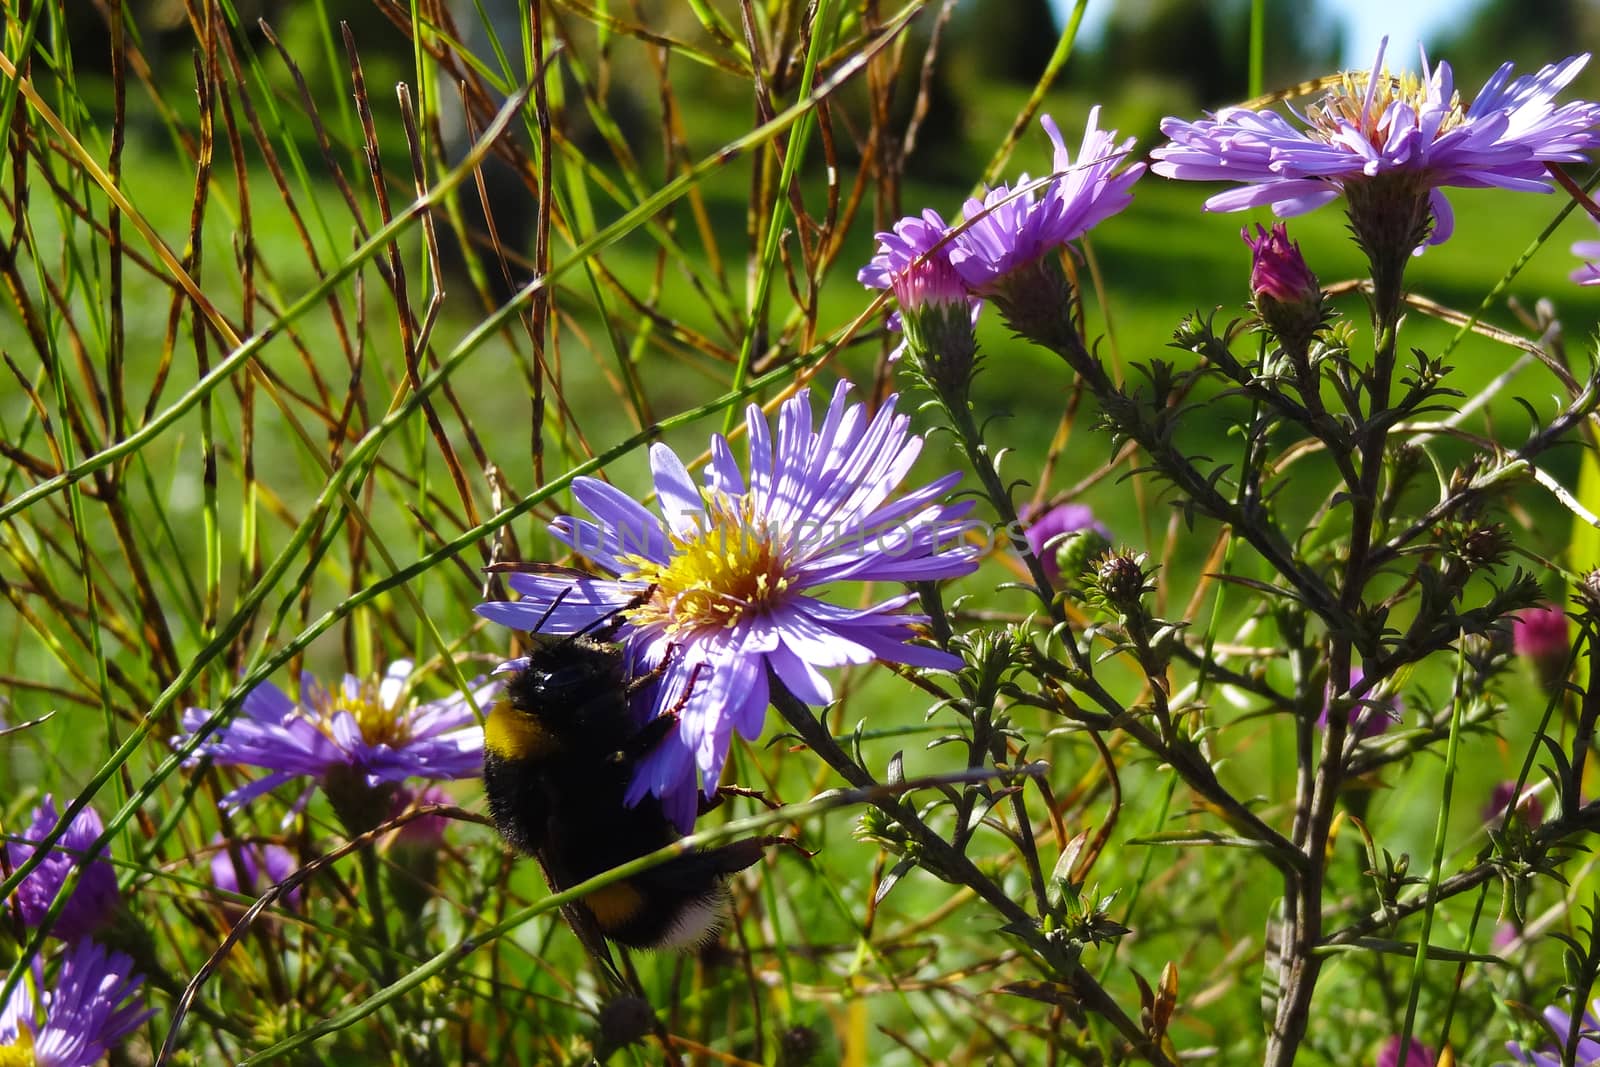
left=0, top=940, right=153, bottom=1067
left=1317, top=667, right=1400, bottom=739
left=1376, top=1035, right=1437, bottom=1067
left=859, top=209, right=973, bottom=318
left=178, top=660, right=500, bottom=814
left=859, top=209, right=982, bottom=398
left=1485, top=781, right=1545, bottom=828
left=476, top=380, right=979, bottom=831
left=1573, top=226, right=1600, bottom=285
left=6, top=797, right=119, bottom=941
left=1153, top=42, right=1600, bottom=255
left=1021, top=502, right=1111, bottom=586
left=209, top=836, right=301, bottom=911
left=948, top=108, right=1144, bottom=293
left=1506, top=998, right=1600, bottom=1065
left=388, top=785, right=452, bottom=848
left=1515, top=601, right=1571, bottom=689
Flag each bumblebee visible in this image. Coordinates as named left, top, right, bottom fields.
left=483, top=622, right=785, bottom=950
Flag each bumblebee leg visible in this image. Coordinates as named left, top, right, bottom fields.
left=614, top=661, right=707, bottom=764
left=700, top=835, right=816, bottom=874
left=698, top=785, right=781, bottom=816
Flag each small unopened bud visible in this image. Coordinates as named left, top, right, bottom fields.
left=1514, top=602, right=1570, bottom=689
left=1243, top=223, right=1324, bottom=353
left=1058, top=530, right=1114, bottom=589
left=1456, top=522, right=1512, bottom=571
left=1090, top=550, right=1152, bottom=615
left=1022, top=502, right=1111, bottom=587
left=855, top=806, right=909, bottom=853
left=777, top=1025, right=824, bottom=1067
left=1376, top=1034, right=1438, bottom=1067
left=594, top=995, right=654, bottom=1058
left=1579, top=569, right=1600, bottom=614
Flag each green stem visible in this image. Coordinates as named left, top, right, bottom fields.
left=1397, top=637, right=1468, bottom=1063
left=943, top=399, right=1057, bottom=616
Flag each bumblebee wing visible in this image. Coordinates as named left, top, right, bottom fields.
left=635, top=839, right=769, bottom=895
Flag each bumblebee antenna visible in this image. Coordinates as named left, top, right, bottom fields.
left=558, top=583, right=655, bottom=647
left=532, top=584, right=575, bottom=633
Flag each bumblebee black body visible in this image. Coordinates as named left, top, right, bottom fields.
left=483, top=633, right=767, bottom=949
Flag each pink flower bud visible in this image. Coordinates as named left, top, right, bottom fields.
left=1243, top=223, right=1324, bottom=351
left=1376, top=1035, right=1437, bottom=1067
left=1514, top=602, right=1569, bottom=688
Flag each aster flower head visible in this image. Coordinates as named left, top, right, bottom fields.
left=209, top=836, right=301, bottom=911
left=950, top=109, right=1144, bottom=295
left=1506, top=998, right=1600, bottom=1065
left=1573, top=225, right=1600, bottom=285
left=859, top=209, right=981, bottom=401
left=1376, top=1036, right=1437, bottom=1067
left=388, top=785, right=453, bottom=848
left=6, top=797, right=119, bottom=941
left=0, top=940, right=153, bottom=1067
left=477, top=381, right=979, bottom=831
left=1485, top=781, right=1545, bottom=829
left=178, top=661, right=499, bottom=823
left=1515, top=602, right=1570, bottom=666
left=1153, top=41, right=1600, bottom=262
left=1317, top=667, right=1400, bottom=739
left=1022, top=502, right=1111, bottom=587
left=859, top=209, right=972, bottom=317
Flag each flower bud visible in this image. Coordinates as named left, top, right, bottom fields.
left=594, top=995, right=654, bottom=1058
left=1581, top=569, right=1600, bottom=614
left=1318, top=667, right=1399, bottom=740
left=1088, top=550, right=1152, bottom=616
left=8, top=796, right=120, bottom=940
left=1243, top=223, right=1324, bottom=352
left=1376, top=1034, right=1438, bottom=1067
left=778, top=1025, right=824, bottom=1067
left=1022, top=502, right=1111, bottom=587
left=1514, top=602, right=1570, bottom=689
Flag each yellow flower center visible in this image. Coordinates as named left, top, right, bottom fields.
left=308, top=678, right=411, bottom=749
left=1306, top=70, right=1465, bottom=150
left=618, top=491, right=791, bottom=635
left=0, top=1029, right=36, bottom=1067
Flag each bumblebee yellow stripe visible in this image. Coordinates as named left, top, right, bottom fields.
left=583, top=880, right=645, bottom=930
left=484, top=698, right=558, bottom=760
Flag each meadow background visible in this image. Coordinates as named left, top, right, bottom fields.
left=4, top=0, right=1600, bottom=1063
